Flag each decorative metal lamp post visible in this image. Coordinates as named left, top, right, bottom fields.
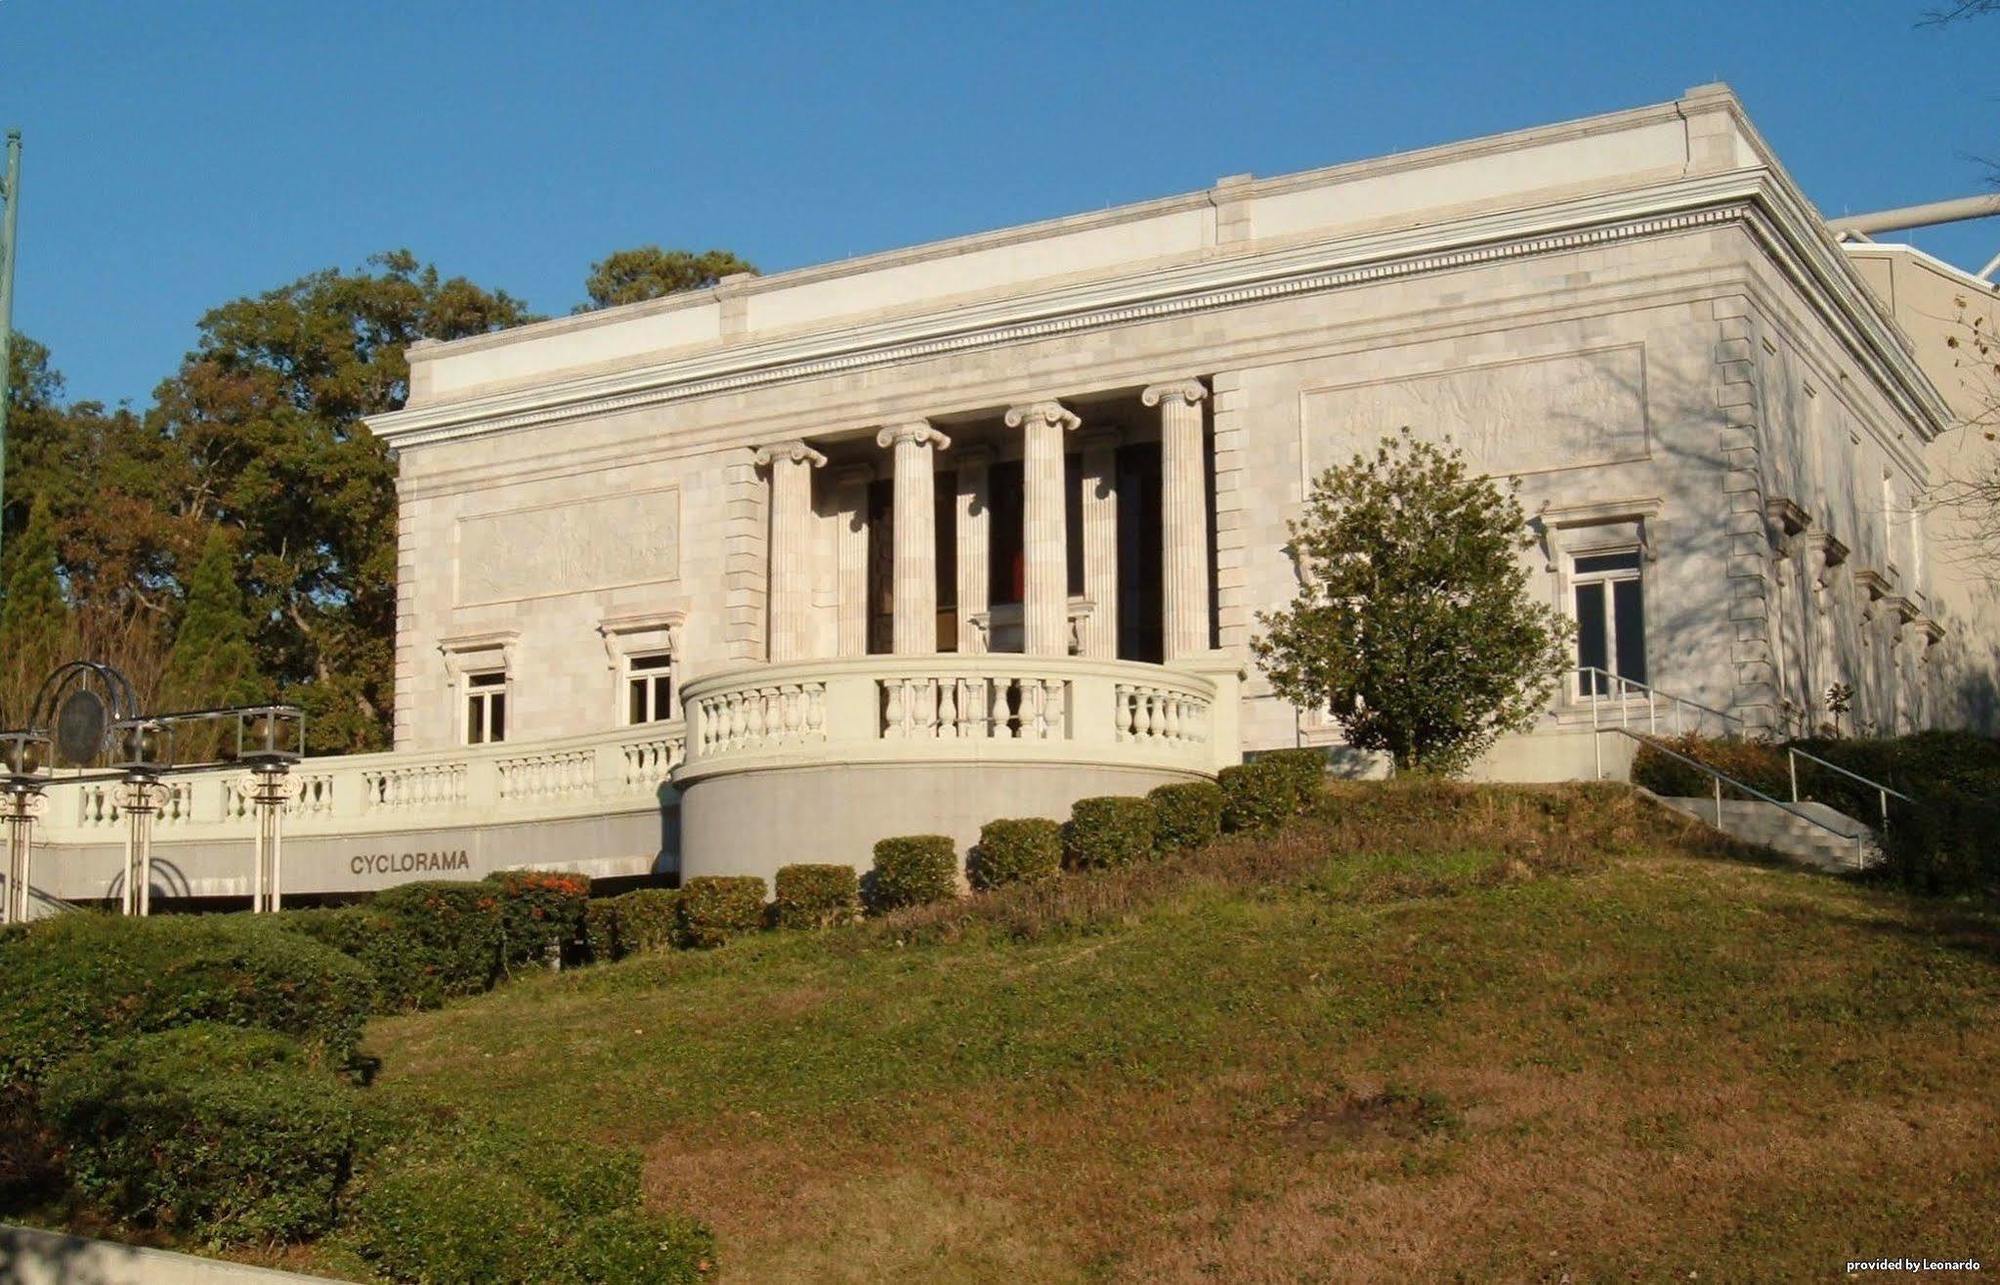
left=235, top=706, right=302, bottom=912
left=111, top=718, right=171, bottom=916
left=0, top=729, right=48, bottom=924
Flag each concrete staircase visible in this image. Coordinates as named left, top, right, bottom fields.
left=1651, top=794, right=1880, bottom=872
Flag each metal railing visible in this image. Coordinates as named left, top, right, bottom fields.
left=1599, top=727, right=1868, bottom=868
left=1786, top=745, right=1912, bottom=831
left=1576, top=666, right=1745, bottom=740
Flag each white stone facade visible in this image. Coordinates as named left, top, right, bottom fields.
left=8, top=83, right=1980, bottom=907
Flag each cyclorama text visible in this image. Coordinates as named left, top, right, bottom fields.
left=351, top=851, right=472, bottom=876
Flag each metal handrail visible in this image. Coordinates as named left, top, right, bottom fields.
left=1787, top=745, right=1913, bottom=831
left=1599, top=727, right=1867, bottom=866
left=1575, top=666, right=1745, bottom=739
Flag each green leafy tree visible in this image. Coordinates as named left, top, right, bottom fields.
left=165, top=527, right=264, bottom=710
left=147, top=251, right=532, bottom=753
left=1253, top=430, right=1571, bottom=775
left=576, top=246, right=756, bottom=312
left=0, top=495, right=70, bottom=702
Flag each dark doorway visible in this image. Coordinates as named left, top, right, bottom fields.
left=1117, top=441, right=1164, bottom=663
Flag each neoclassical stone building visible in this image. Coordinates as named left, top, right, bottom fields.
left=17, top=83, right=1990, bottom=904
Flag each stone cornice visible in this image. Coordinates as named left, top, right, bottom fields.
left=370, top=173, right=1951, bottom=452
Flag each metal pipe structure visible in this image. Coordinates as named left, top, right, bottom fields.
left=1826, top=194, right=2000, bottom=236
left=251, top=764, right=289, bottom=912
left=2, top=789, right=31, bottom=924
left=121, top=774, right=159, bottom=916
left=0, top=131, right=21, bottom=575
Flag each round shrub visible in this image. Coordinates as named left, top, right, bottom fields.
left=0, top=912, right=370, bottom=1094
left=865, top=835, right=958, bottom=914
left=1219, top=760, right=1298, bottom=833
left=612, top=888, right=682, bottom=956
left=773, top=864, right=860, bottom=930
left=1148, top=781, right=1224, bottom=853
left=369, top=880, right=505, bottom=1004
left=970, top=818, right=1062, bottom=891
left=276, top=906, right=428, bottom=1012
left=43, top=1023, right=358, bottom=1245
left=1257, top=747, right=1328, bottom=811
left=1062, top=796, right=1157, bottom=869
left=677, top=876, right=767, bottom=949
left=486, top=870, right=590, bottom=971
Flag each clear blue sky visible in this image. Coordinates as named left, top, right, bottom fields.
left=3, top=0, right=1996, bottom=409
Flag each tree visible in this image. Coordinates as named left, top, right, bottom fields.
left=0, top=496, right=70, bottom=709
left=576, top=246, right=756, bottom=312
left=1252, top=431, right=1571, bottom=775
left=164, top=526, right=263, bottom=710
left=146, top=251, right=533, bottom=753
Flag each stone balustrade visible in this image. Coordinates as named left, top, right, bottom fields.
left=678, top=654, right=1239, bottom=782
left=31, top=723, right=686, bottom=847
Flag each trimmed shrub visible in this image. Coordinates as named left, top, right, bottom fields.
left=677, top=876, right=766, bottom=949
left=865, top=835, right=958, bottom=914
left=1063, top=796, right=1157, bottom=870
left=773, top=864, right=860, bottom=930
left=613, top=888, right=681, bottom=956
left=369, top=880, right=505, bottom=1004
left=1148, top=781, right=1224, bottom=853
left=486, top=869, right=590, bottom=971
left=1630, top=734, right=1788, bottom=800
left=970, top=818, right=1062, bottom=891
left=1881, top=786, right=2000, bottom=896
left=1219, top=760, right=1298, bottom=833
left=1257, top=748, right=1328, bottom=811
left=0, top=913, right=369, bottom=1094
left=583, top=898, right=621, bottom=962
left=43, top=1023, right=358, bottom=1245
left=276, top=906, right=429, bottom=1012
left=347, top=1117, right=714, bottom=1284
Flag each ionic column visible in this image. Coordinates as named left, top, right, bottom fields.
left=955, top=447, right=993, bottom=655
left=753, top=441, right=828, bottom=663
left=1004, top=400, right=1081, bottom=656
left=832, top=464, right=873, bottom=657
left=1078, top=428, right=1120, bottom=659
left=1143, top=379, right=1210, bottom=659
left=876, top=421, right=951, bottom=654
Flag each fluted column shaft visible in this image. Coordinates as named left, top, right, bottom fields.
left=955, top=447, right=993, bottom=655
left=877, top=422, right=951, bottom=654
left=832, top=464, right=873, bottom=657
left=1145, top=380, right=1210, bottom=659
left=753, top=441, right=827, bottom=662
left=1006, top=400, right=1081, bottom=656
left=1079, top=429, right=1120, bottom=659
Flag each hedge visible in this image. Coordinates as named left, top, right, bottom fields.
left=347, top=1118, right=713, bottom=1283
left=1882, top=785, right=2000, bottom=896
left=970, top=818, right=1062, bottom=891
left=277, top=906, right=430, bottom=1012
left=1630, top=734, right=1788, bottom=800
left=1148, top=781, right=1223, bottom=853
left=773, top=864, right=860, bottom=930
left=486, top=870, right=590, bottom=971
left=866, top=835, right=958, bottom=914
left=1063, top=796, right=1157, bottom=869
left=677, top=876, right=766, bottom=949
left=42, top=1023, right=358, bottom=1245
left=368, top=881, right=505, bottom=1004
left=1257, top=748, right=1328, bottom=810
left=1219, top=760, right=1298, bottom=832
left=0, top=913, right=370, bottom=1095
left=611, top=889, right=682, bottom=958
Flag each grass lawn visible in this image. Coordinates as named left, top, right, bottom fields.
left=301, top=783, right=2000, bottom=1281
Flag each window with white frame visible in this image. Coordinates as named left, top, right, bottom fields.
left=465, top=670, right=508, bottom=745
left=626, top=652, right=673, bottom=725
left=1572, top=549, right=1646, bottom=696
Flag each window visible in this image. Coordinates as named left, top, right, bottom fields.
left=1572, top=550, right=1646, bottom=696
left=465, top=670, right=508, bottom=745
left=626, top=653, right=673, bottom=725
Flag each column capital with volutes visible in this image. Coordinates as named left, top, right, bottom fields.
left=1003, top=400, right=1081, bottom=433
left=875, top=421, right=951, bottom=451
left=1141, top=379, right=1209, bottom=408
left=752, top=440, right=828, bottom=469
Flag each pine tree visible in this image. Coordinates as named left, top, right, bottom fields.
left=0, top=496, right=71, bottom=695
left=165, top=528, right=264, bottom=710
